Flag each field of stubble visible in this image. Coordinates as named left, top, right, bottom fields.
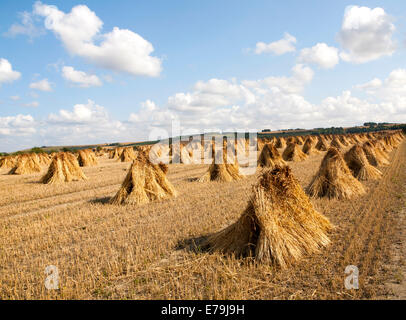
left=1, top=142, right=405, bottom=300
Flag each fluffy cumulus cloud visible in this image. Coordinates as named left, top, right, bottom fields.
left=320, top=91, right=380, bottom=123
left=62, top=66, right=102, bottom=87
left=355, top=69, right=406, bottom=115
left=299, top=43, right=340, bottom=69
left=29, top=78, right=52, bottom=91
left=167, top=78, right=255, bottom=114
left=0, top=114, right=40, bottom=152
left=126, top=65, right=406, bottom=140
left=48, top=99, right=109, bottom=124
left=0, top=58, right=21, bottom=85
left=126, top=65, right=317, bottom=136
left=33, top=2, right=162, bottom=77
left=255, top=33, right=296, bottom=55
left=338, top=6, right=396, bottom=63
left=0, top=114, right=36, bottom=136
left=129, top=100, right=173, bottom=124
left=42, top=99, right=127, bottom=147
left=242, top=64, right=314, bottom=94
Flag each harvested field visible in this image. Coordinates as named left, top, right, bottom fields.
left=0, top=138, right=405, bottom=300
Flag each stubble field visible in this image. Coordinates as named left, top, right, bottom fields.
left=0, top=141, right=405, bottom=300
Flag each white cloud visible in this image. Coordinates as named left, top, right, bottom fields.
left=126, top=65, right=406, bottom=141
left=299, top=43, right=340, bottom=69
left=23, top=101, right=39, bottom=108
left=0, top=114, right=36, bottom=136
left=34, top=2, right=162, bottom=77
left=126, top=65, right=316, bottom=137
left=4, top=11, right=45, bottom=40
left=338, top=6, right=396, bottom=63
left=129, top=100, right=174, bottom=132
left=0, top=58, right=21, bottom=85
left=48, top=99, right=109, bottom=124
left=355, top=69, right=406, bottom=110
left=62, top=66, right=102, bottom=87
left=166, top=78, right=256, bottom=115
left=242, top=64, right=314, bottom=94
left=10, top=95, right=21, bottom=101
left=3, top=66, right=406, bottom=152
left=43, top=99, right=126, bottom=147
left=255, top=32, right=296, bottom=55
left=354, top=78, right=382, bottom=93
left=29, top=78, right=52, bottom=91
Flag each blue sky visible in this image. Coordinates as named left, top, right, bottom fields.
left=0, top=1, right=406, bottom=152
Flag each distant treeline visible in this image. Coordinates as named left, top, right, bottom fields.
left=2, top=123, right=405, bottom=156
left=346, top=123, right=406, bottom=134
left=0, top=145, right=104, bottom=157
left=258, top=123, right=406, bottom=139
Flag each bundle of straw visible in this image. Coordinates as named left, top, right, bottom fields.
left=258, top=143, right=286, bottom=168
left=110, top=153, right=177, bottom=205
left=41, top=152, right=87, bottom=184
left=9, top=154, right=42, bottom=175
left=344, top=145, right=382, bottom=181
left=198, top=150, right=244, bottom=182
left=282, top=142, right=307, bottom=162
left=204, top=166, right=332, bottom=268
left=307, top=147, right=366, bottom=199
